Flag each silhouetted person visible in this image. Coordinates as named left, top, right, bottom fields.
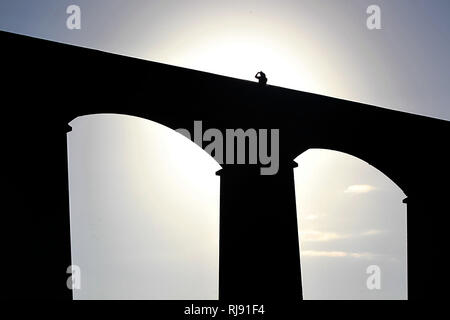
left=255, top=71, right=267, bottom=86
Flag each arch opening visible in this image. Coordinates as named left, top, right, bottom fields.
left=294, top=148, right=407, bottom=300
left=67, top=113, right=221, bottom=299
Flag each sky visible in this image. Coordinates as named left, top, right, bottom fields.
left=1, top=0, right=445, bottom=299
left=1, top=0, right=449, bottom=120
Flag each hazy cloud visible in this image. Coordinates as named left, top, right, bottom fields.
left=360, top=229, right=384, bottom=236
left=344, top=184, right=376, bottom=193
left=300, top=229, right=385, bottom=243
left=300, top=230, right=351, bottom=242
left=303, top=214, right=320, bottom=221
left=301, top=250, right=378, bottom=259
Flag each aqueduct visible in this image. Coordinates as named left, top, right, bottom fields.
left=2, top=31, right=448, bottom=299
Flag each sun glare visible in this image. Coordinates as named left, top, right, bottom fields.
left=155, top=13, right=335, bottom=95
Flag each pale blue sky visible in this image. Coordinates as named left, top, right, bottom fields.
left=2, top=1, right=446, bottom=299
left=1, top=0, right=449, bottom=120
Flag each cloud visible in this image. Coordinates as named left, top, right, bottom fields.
left=300, top=229, right=385, bottom=242
left=344, top=184, right=376, bottom=194
left=303, top=214, right=319, bottom=221
left=360, top=229, right=384, bottom=236
left=301, top=250, right=377, bottom=259
left=300, top=230, right=350, bottom=242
